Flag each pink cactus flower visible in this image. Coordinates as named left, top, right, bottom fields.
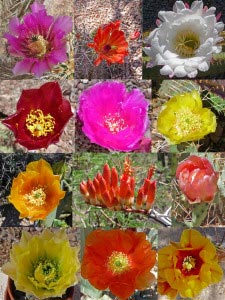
left=77, top=81, right=150, bottom=152
left=4, top=1, right=72, bottom=77
left=176, top=155, right=219, bottom=204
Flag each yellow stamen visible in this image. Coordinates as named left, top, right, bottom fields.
left=104, top=112, right=128, bottom=134
left=174, top=30, right=200, bottom=57
left=182, top=256, right=196, bottom=271
left=28, top=35, right=49, bottom=58
left=26, top=109, right=55, bottom=137
left=107, top=251, right=130, bottom=274
left=25, top=187, right=46, bottom=206
left=174, top=109, right=202, bottom=136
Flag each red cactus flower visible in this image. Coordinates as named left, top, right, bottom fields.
left=80, top=157, right=156, bottom=211
left=88, top=20, right=129, bottom=66
left=2, top=82, right=73, bottom=150
left=176, top=155, right=219, bottom=204
left=130, top=30, right=141, bottom=40
left=81, top=229, right=156, bottom=299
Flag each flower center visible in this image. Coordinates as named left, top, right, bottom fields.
left=182, top=256, right=196, bottom=271
left=28, top=35, right=49, bottom=58
left=28, top=257, right=60, bottom=288
left=107, top=251, right=130, bottom=274
left=174, top=109, right=202, bottom=136
left=103, top=44, right=117, bottom=53
left=104, top=113, right=128, bottom=134
left=24, top=187, right=46, bottom=206
left=103, top=44, right=112, bottom=52
left=26, top=109, right=55, bottom=138
left=174, top=30, right=200, bottom=58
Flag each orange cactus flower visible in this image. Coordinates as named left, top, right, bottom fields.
left=81, top=229, right=156, bottom=299
left=8, top=159, right=66, bottom=220
left=88, top=20, right=129, bottom=66
left=79, top=157, right=156, bottom=211
left=158, top=229, right=223, bottom=299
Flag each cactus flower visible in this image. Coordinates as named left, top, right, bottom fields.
left=2, top=229, right=80, bottom=299
left=81, top=229, right=156, bottom=299
left=88, top=20, right=129, bottom=66
left=158, top=229, right=223, bottom=299
left=157, top=90, right=217, bottom=144
left=8, top=159, right=66, bottom=220
left=176, top=155, right=219, bottom=203
left=2, top=82, right=73, bottom=150
left=77, top=81, right=150, bottom=152
left=143, top=1, right=224, bottom=78
left=4, top=1, right=73, bottom=77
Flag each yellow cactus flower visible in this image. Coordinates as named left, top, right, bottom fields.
left=2, top=229, right=80, bottom=299
left=158, top=229, right=223, bottom=299
left=8, top=159, right=66, bottom=220
left=157, top=90, right=217, bottom=144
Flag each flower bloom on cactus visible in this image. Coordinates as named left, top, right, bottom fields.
left=88, top=20, right=129, bottom=66
left=2, top=82, right=73, bottom=150
left=158, top=229, right=223, bottom=299
left=4, top=1, right=73, bottom=77
left=8, top=159, right=65, bottom=220
left=157, top=90, right=217, bottom=144
left=77, top=81, right=150, bottom=152
left=81, top=229, right=156, bottom=299
left=143, top=1, right=224, bottom=78
left=2, top=229, right=80, bottom=299
left=176, top=155, right=219, bottom=203
left=80, top=157, right=156, bottom=211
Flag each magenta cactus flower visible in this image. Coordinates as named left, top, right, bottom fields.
left=4, top=1, right=73, bottom=77
left=77, top=81, right=150, bottom=152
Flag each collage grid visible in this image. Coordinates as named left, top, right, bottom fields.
left=0, top=0, right=225, bottom=300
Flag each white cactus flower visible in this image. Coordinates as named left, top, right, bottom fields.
left=143, top=1, right=224, bottom=78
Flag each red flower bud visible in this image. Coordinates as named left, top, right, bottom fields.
left=176, top=155, right=219, bottom=204
left=102, top=164, right=111, bottom=186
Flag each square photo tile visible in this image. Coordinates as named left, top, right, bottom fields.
left=75, top=0, right=142, bottom=79
left=143, top=0, right=225, bottom=80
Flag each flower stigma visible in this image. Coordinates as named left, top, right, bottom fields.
left=174, top=30, right=200, bottom=58
left=26, top=109, right=55, bottom=137
left=104, top=112, right=128, bottom=134
left=182, top=256, right=196, bottom=272
left=28, top=35, right=50, bottom=58
left=107, top=251, right=130, bottom=274
left=28, top=257, right=60, bottom=288
left=103, top=44, right=117, bottom=53
left=24, top=187, right=46, bottom=206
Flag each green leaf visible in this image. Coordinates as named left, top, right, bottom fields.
left=158, top=80, right=201, bottom=99
left=52, top=161, right=67, bottom=176
left=80, top=277, right=103, bottom=299
left=42, top=207, right=57, bottom=227
left=191, top=203, right=208, bottom=227
left=208, top=92, right=225, bottom=114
